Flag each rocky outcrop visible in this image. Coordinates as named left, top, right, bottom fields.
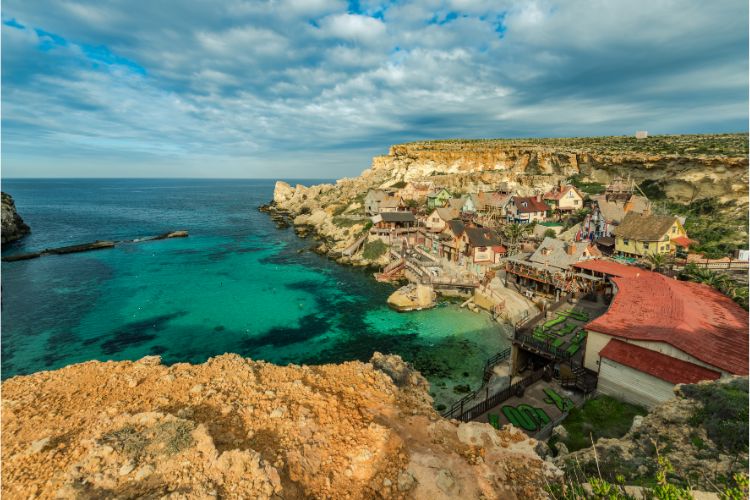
left=555, top=376, right=749, bottom=490
left=268, top=135, right=748, bottom=265
left=1, top=192, right=30, bottom=244
left=2, top=353, right=558, bottom=499
left=387, top=284, right=436, bottom=311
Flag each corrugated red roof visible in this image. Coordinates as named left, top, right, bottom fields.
left=586, top=273, right=749, bottom=375
left=600, top=339, right=721, bottom=384
left=573, top=259, right=644, bottom=278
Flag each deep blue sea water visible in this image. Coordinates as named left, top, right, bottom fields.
left=1, top=179, right=509, bottom=406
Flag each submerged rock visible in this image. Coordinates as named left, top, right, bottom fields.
left=1, top=192, right=30, bottom=244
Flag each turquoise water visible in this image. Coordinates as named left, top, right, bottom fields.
left=1, top=179, right=509, bottom=407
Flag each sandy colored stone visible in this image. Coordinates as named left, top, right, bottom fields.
left=2, top=353, right=555, bottom=499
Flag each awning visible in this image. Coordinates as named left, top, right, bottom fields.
left=595, top=237, right=615, bottom=247
left=671, top=236, right=695, bottom=247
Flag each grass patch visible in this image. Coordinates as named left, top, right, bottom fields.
left=568, top=174, right=605, bottom=195
left=362, top=239, right=388, bottom=260
left=560, top=395, right=647, bottom=452
left=332, top=216, right=363, bottom=228
left=681, top=378, right=748, bottom=455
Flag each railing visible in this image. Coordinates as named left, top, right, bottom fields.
left=449, top=368, right=546, bottom=422
left=513, top=333, right=573, bottom=361
left=482, top=347, right=511, bottom=382
left=441, top=347, right=513, bottom=419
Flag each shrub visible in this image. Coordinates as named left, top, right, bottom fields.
left=681, top=378, right=748, bottom=455
left=543, top=228, right=557, bottom=239
left=362, top=240, right=388, bottom=260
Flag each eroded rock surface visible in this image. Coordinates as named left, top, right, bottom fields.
left=1, top=192, right=30, bottom=244
left=2, top=353, right=556, bottom=499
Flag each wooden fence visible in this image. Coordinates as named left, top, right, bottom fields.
left=449, top=368, right=547, bottom=422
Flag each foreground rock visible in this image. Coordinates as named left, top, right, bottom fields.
left=1, top=192, right=30, bottom=244
left=2, top=353, right=557, bottom=499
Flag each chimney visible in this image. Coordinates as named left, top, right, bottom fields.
left=536, top=193, right=542, bottom=202
left=567, top=242, right=576, bottom=255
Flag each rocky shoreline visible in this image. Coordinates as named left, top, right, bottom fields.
left=1, top=192, right=30, bottom=244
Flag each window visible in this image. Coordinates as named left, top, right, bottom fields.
left=623, top=239, right=630, bottom=245
left=644, top=242, right=650, bottom=249
left=574, top=200, right=580, bottom=205
left=672, top=226, right=677, bottom=233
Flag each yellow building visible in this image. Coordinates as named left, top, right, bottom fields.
left=613, top=212, right=690, bottom=257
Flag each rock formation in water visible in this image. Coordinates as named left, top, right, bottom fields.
left=1, top=353, right=558, bottom=499
left=1, top=192, right=30, bottom=244
left=269, top=135, right=748, bottom=265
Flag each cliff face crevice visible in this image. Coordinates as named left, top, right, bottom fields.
left=1, top=192, right=31, bottom=244
left=2, top=353, right=557, bottom=499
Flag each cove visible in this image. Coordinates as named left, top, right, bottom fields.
left=0, top=179, right=510, bottom=408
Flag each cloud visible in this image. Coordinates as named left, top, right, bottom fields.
left=1, top=0, right=747, bottom=178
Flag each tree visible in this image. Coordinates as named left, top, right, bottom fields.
left=502, top=223, right=531, bottom=256
left=644, top=252, right=673, bottom=273
left=543, top=228, right=557, bottom=239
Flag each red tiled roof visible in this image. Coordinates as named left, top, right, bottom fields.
left=573, top=259, right=644, bottom=278
left=671, top=236, right=694, bottom=247
left=543, top=185, right=581, bottom=201
left=600, top=339, right=721, bottom=384
left=492, top=245, right=507, bottom=254
left=586, top=273, right=749, bottom=375
left=514, top=196, right=548, bottom=213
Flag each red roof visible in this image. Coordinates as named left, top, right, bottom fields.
left=492, top=245, right=507, bottom=254
left=586, top=273, right=749, bottom=375
left=671, top=236, right=694, bottom=247
left=543, top=185, right=582, bottom=201
left=573, top=259, right=644, bottom=278
left=513, top=196, right=548, bottom=213
left=600, top=339, right=721, bottom=384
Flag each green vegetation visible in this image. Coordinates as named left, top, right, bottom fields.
left=544, top=228, right=557, bottom=239
left=678, top=263, right=748, bottom=310
left=569, top=174, right=605, bottom=195
left=549, top=457, right=748, bottom=499
left=362, top=240, right=388, bottom=260
left=332, top=216, right=364, bottom=228
left=559, top=396, right=647, bottom=452
left=681, top=378, right=748, bottom=456
left=643, top=183, right=748, bottom=259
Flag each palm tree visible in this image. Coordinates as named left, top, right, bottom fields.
left=644, top=252, right=674, bottom=273
left=502, top=223, right=530, bottom=256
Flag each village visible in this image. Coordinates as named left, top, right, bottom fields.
left=362, top=176, right=749, bottom=443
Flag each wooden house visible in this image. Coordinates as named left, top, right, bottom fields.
left=507, top=195, right=548, bottom=224
left=543, top=185, right=584, bottom=214
left=613, top=212, right=691, bottom=258
left=426, top=188, right=452, bottom=209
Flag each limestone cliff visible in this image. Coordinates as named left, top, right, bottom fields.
left=269, top=134, right=748, bottom=262
left=1, top=192, right=30, bottom=244
left=2, top=353, right=557, bottom=499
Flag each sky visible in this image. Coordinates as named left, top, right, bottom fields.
left=2, top=0, right=748, bottom=179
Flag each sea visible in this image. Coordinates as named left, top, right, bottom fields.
left=1, top=179, right=510, bottom=408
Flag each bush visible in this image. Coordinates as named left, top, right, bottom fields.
left=681, top=378, right=748, bottom=455
left=332, top=216, right=362, bottom=228
left=362, top=240, right=388, bottom=260
left=560, top=396, right=647, bottom=452
left=544, top=228, right=557, bottom=239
